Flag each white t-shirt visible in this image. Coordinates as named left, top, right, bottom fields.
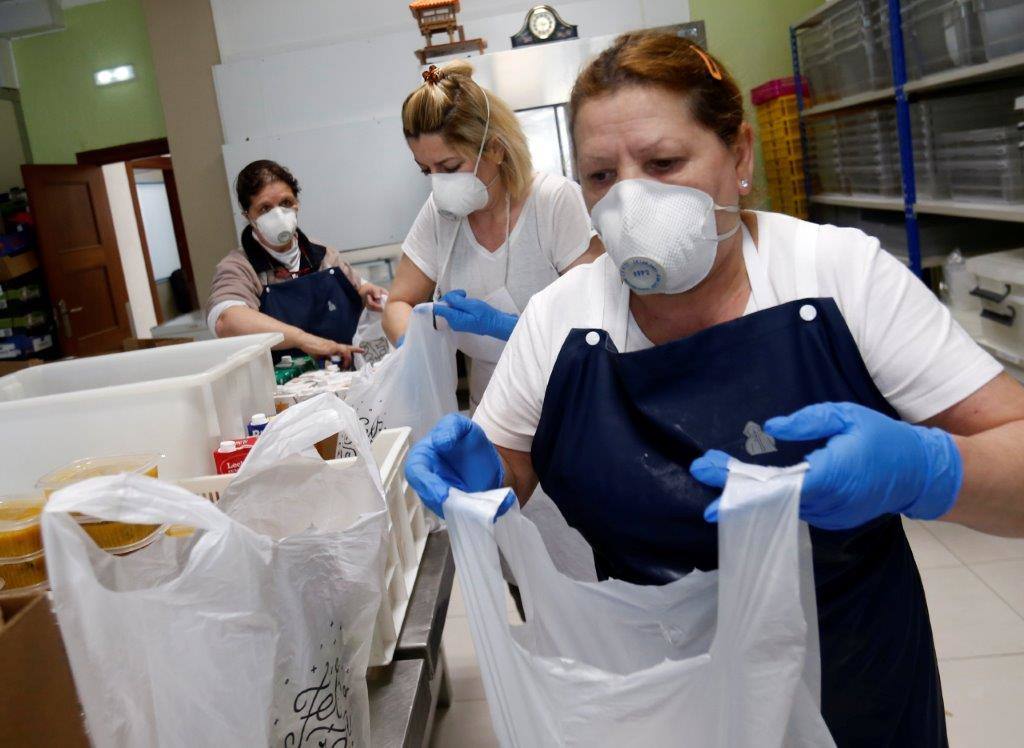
left=475, top=210, right=1002, bottom=452
left=401, top=171, right=593, bottom=311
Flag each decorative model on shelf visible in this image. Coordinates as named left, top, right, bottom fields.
left=410, top=0, right=486, bottom=66
left=511, top=5, right=578, bottom=47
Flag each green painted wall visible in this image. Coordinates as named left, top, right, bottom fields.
left=691, top=0, right=821, bottom=203
left=13, top=0, right=166, bottom=164
left=692, top=0, right=820, bottom=101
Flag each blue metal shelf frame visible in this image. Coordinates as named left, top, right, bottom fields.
left=791, top=0, right=924, bottom=277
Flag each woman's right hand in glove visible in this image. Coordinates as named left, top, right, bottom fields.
left=405, top=414, right=507, bottom=519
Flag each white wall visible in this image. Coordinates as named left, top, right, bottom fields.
left=102, top=162, right=158, bottom=337
left=211, top=0, right=688, bottom=63
left=211, top=0, right=690, bottom=252
left=136, top=178, right=181, bottom=280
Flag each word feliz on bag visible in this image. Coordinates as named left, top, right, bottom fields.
left=281, top=634, right=355, bottom=748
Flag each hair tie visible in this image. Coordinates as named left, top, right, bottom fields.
left=691, top=47, right=723, bottom=81
left=422, top=65, right=441, bottom=85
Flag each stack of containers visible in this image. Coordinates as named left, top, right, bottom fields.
left=807, top=105, right=903, bottom=196
left=902, top=0, right=1024, bottom=80
left=966, top=248, right=1024, bottom=361
left=797, top=0, right=893, bottom=103
left=752, top=78, right=810, bottom=218
left=911, top=83, right=1024, bottom=203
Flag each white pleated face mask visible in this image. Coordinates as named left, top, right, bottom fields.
left=253, top=206, right=298, bottom=246
left=430, top=91, right=494, bottom=221
left=591, top=179, right=740, bottom=295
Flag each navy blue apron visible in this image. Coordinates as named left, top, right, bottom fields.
left=530, top=224, right=946, bottom=747
left=243, top=227, right=362, bottom=360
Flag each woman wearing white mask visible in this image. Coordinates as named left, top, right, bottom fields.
left=406, top=34, right=1024, bottom=746
left=383, top=61, right=602, bottom=410
left=207, top=159, right=387, bottom=364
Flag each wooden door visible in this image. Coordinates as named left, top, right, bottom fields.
left=21, top=164, right=132, bottom=356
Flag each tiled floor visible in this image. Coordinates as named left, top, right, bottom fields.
left=431, top=519, right=1024, bottom=746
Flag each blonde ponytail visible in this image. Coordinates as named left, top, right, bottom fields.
left=402, top=62, right=533, bottom=203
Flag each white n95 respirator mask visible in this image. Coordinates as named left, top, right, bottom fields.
left=430, top=90, right=495, bottom=221
left=591, top=179, right=740, bottom=295
left=254, top=206, right=298, bottom=245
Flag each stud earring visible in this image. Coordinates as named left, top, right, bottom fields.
left=739, top=179, right=751, bottom=189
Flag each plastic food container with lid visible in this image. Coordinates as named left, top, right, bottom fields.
left=36, top=453, right=162, bottom=495
left=37, top=454, right=165, bottom=554
left=0, top=493, right=46, bottom=559
left=0, top=548, right=48, bottom=598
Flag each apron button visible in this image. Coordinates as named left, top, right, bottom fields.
left=585, top=331, right=600, bottom=346
left=799, top=304, right=817, bottom=322
left=329, top=268, right=335, bottom=275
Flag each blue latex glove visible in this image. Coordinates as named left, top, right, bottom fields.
left=405, top=413, right=512, bottom=520
left=434, top=290, right=518, bottom=341
left=691, top=402, right=963, bottom=530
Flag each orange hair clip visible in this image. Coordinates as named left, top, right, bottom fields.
left=691, top=47, right=723, bottom=81
left=422, top=65, right=441, bottom=85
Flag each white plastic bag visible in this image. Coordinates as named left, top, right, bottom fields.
left=352, top=309, right=394, bottom=369
left=344, top=303, right=458, bottom=446
left=445, top=461, right=836, bottom=747
left=42, top=395, right=388, bottom=748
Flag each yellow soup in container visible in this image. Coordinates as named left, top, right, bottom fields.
left=36, top=454, right=164, bottom=553
left=0, top=494, right=46, bottom=559
left=0, top=548, right=48, bottom=598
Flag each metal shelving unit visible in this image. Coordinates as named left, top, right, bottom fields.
left=802, top=88, right=896, bottom=117
left=790, top=1, right=1024, bottom=277
left=916, top=198, right=1024, bottom=223
left=810, top=193, right=905, bottom=210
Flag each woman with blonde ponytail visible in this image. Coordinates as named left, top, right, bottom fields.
left=383, top=60, right=602, bottom=410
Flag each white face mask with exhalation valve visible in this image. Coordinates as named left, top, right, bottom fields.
left=253, top=206, right=298, bottom=246
left=430, top=90, right=495, bottom=221
left=591, top=179, right=741, bottom=295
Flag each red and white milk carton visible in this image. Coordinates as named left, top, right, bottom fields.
left=213, top=436, right=258, bottom=475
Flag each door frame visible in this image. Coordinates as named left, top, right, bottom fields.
left=76, top=138, right=199, bottom=321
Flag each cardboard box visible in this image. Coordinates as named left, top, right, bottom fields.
left=0, top=594, right=90, bottom=746
left=0, top=357, right=44, bottom=376
left=0, top=250, right=39, bottom=282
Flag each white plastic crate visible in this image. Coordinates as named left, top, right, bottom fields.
left=0, top=334, right=281, bottom=493
left=966, top=249, right=1024, bottom=357
left=176, top=427, right=427, bottom=667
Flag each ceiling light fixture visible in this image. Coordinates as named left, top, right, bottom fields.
left=94, top=65, right=135, bottom=86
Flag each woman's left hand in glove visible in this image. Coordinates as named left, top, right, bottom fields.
left=434, top=290, right=518, bottom=341
left=692, top=402, right=963, bottom=530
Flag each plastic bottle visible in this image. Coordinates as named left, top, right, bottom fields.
left=247, top=413, right=269, bottom=437
left=943, top=249, right=979, bottom=312
left=275, top=355, right=299, bottom=385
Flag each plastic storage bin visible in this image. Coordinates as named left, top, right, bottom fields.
left=806, top=105, right=903, bottom=196
left=966, top=249, right=1024, bottom=357
left=797, top=0, right=892, bottom=101
left=902, top=0, right=986, bottom=78
left=177, top=427, right=427, bottom=667
left=976, top=0, right=1024, bottom=60
left=0, top=333, right=281, bottom=493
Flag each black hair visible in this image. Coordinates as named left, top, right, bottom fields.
left=234, top=159, right=300, bottom=211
